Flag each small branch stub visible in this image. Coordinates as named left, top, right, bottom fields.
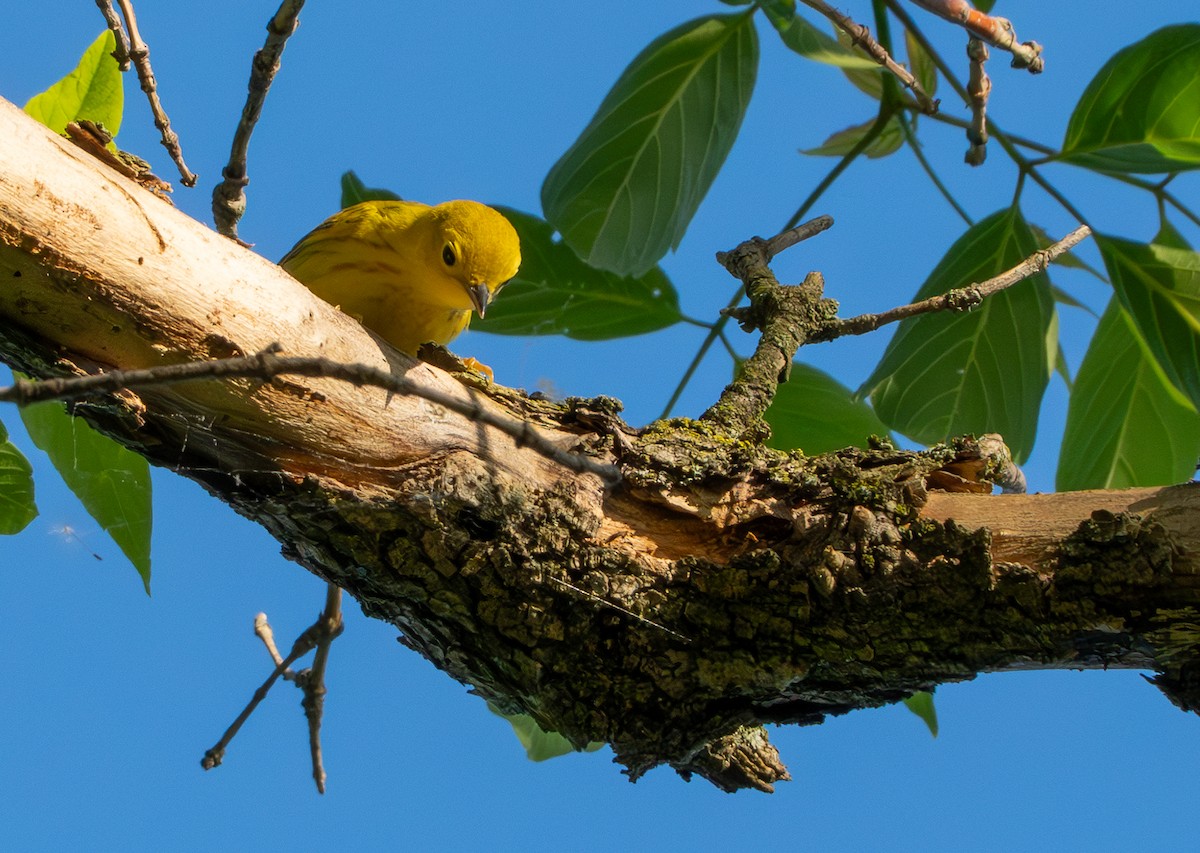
left=702, top=216, right=836, bottom=436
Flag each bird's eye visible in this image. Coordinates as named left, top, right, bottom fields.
left=442, top=244, right=456, bottom=267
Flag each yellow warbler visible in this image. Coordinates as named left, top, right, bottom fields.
left=280, top=199, right=521, bottom=355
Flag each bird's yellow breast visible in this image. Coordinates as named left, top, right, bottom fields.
left=280, top=199, right=520, bottom=355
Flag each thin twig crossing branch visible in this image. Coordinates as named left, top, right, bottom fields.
left=800, top=0, right=939, bottom=113
left=0, top=347, right=621, bottom=485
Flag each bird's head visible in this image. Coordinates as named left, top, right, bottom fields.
left=426, top=200, right=521, bottom=317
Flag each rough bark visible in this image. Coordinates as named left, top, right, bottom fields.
left=2, top=96, right=1198, bottom=793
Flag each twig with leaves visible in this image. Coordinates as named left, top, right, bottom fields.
left=703, top=220, right=1090, bottom=439
left=212, top=0, right=307, bottom=241
left=100, top=0, right=197, bottom=186
left=800, top=0, right=939, bottom=113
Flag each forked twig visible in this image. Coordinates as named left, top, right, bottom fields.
left=202, top=586, right=343, bottom=793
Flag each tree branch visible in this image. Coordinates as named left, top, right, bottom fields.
left=3, top=95, right=1200, bottom=794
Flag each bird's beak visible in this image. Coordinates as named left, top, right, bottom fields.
left=466, top=282, right=492, bottom=317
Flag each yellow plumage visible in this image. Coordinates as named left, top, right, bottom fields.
left=281, top=199, right=521, bottom=355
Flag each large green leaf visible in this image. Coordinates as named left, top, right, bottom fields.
left=23, top=30, right=123, bottom=136
left=1057, top=298, right=1200, bottom=490
left=764, top=361, right=890, bottom=454
left=0, top=419, right=38, bottom=535
left=761, top=2, right=878, bottom=69
left=541, top=14, right=757, bottom=276
left=473, top=208, right=681, bottom=340
left=19, top=402, right=152, bottom=592
left=1098, top=236, right=1200, bottom=410
left=861, top=209, right=1055, bottom=464
left=1061, top=25, right=1200, bottom=174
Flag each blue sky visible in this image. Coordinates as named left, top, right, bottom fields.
left=1, top=3, right=1198, bottom=850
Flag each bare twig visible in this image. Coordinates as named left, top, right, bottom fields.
left=0, top=346, right=622, bottom=485
left=212, top=0, right=306, bottom=242
left=964, top=37, right=991, bottom=166
left=907, top=0, right=1044, bottom=72
left=713, top=214, right=833, bottom=270
left=821, top=225, right=1091, bottom=340
left=201, top=588, right=343, bottom=790
left=114, top=0, right=197, bottom=186
left=800, top=0, right=939, bottom=113
left=93, top=1, right=131, bottom=70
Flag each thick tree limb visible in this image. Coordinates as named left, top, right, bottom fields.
left=2, top=96, right=1199, bottom=793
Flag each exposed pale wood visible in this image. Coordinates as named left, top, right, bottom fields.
left=923, top=486, right=1200, bottom=570
left=0, top=95, right=571, bottom=491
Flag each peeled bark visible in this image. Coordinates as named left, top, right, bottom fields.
left=2, top=96, right=1198, bottom=793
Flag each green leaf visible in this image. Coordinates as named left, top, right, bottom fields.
left=541, top=13, right=757, bottom=276
left=764, top=362, right=890, bottom=454
left=0, top=419, right=38, bottom=535
left=762, top=3, right=879, bottom=69
left=487, top=703, right=604, bottom=762
left=24, top=31, right=123, bottom=137
left=1049, top=285, right=1096, bottom=316
left=473, top=208, right=681, bottom=340
left=1098, top=235, right=1200, bottom=410
left=974, top=0, right=997, bottom=13
left=1054, top=342, right=1073, bottom=389
left=1061, top=25, right=1200, bottom=174
left=19, top=402, right=152, bottom=591
left=861, top=209, right=1055, bottom=464
left=905, top=27, right=938, bottom=97
left=1057, top=297, right=1200, bottom=490
left=1156, top=217, right=1193, bottom=251
left=339, top=170, right=402, bottom=208
left=802, top=114, right=904, bottom=159
left=903, top=692, right=938, bottom=738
